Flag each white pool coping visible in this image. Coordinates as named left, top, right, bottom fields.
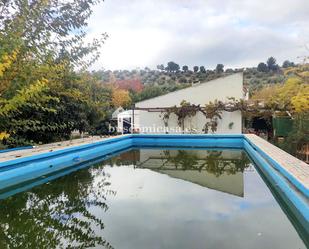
left=0, top=136, right=116, bottom=163
left=244, top=134, right=309, bottom=190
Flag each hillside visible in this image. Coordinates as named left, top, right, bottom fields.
left=94, top=58, right=292, bottom=101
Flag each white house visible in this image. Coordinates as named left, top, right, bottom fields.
left=117, top=73, right=246, bottom=134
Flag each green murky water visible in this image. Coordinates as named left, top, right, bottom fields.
left=0, top=148, right=307, bottom=249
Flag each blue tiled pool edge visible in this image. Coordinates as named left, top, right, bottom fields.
left=0, top=134, right=308, bottom=232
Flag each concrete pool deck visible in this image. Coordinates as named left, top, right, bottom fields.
left=244, top=134, right=309, bottom=190
left=0, top=134, right=308, bottom=192
left=0, top=136, right=115, bottom=163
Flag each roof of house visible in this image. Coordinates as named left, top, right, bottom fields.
left=135, top=72, right=244, bottom=108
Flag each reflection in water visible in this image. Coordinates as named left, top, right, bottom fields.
left=0, top=165, right=115, bottom=249
left=117, top=149, right=252, bottom=197
left=0, top=148, right=307, bottom=249
left=114, top=149, right=251, bottom=175
left=160, top=150, right=250, bottom=175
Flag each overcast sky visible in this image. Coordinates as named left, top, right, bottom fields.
left=87, top=0, right=309, bottom=70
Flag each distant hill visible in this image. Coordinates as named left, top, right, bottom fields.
left=93, top=58, right=295, bottom=101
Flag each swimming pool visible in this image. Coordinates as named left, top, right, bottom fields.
left=0, top=135, right=308, bottom=248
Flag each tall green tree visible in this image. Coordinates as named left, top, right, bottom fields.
left=257, top=62, right=269, bottom=72
left=216, top=64, right=224, bottom=73
left=0, top=0, right=109, bottom=146
left=182, top=65, right=188, bottom=72
left=157, top=64, right=165, bottom=71
left=282, top=60, right=295, bottom=68
left=267, top=57, right=279, bottom=71
left=166, top=61, right=180, bottom=72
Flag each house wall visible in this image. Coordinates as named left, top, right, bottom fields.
left=136, top=110, right=241, bottom=134
left=134, top=73, right=243, bottom=134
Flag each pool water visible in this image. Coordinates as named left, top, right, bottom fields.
left=0, top=148, right=307, bottom=249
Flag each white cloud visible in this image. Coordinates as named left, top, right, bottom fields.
left=87, top=0, right=309, bottom=70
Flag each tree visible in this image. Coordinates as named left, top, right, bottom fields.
left=282, top=60, right=295, bottom=68
left=0, top=0, right=107, bottom=70
left=112, top=89, right=131, bottom=108
left=284, top=60, right=309, bottom=82
left=267, top=57, right=279, bottom=71
left=0, top=0, right=109, bottom=146
left=182, top=65, right=188, bottom=72
left=193, top=66, right=199, bottom=73
left=252, top=74, right=309, bottom=113
left=251, top=85, right=278, bottom=101
left=166, top=61, right=180, bottom=72
left=200, top=66, right=206, bottom=73
left=257, top=62, right=269, bottom=72
left=134, top=85, right=164, bottom=102
left=157, top=64, right=165, bottom=71
left=216, top=64, right=224, bottom=73
left=281, top=113, right=309, bottom=157
left=277, top=64, right=309, bottom=158
left=0, top=50, right=18, bottom=94
left=115, top=79, right=144, bottom=93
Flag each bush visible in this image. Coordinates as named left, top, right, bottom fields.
left=2, top=137, right=34, bottom=148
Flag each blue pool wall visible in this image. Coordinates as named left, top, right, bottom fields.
left=243, top=139, right=309, bottom=235
left=132, top=134, right=243, bottom=148
left=0, top=135, right=133, bottom=189
left=244, top=138, right=309, bottom=199
left=0, top=134, right=308, bottom=233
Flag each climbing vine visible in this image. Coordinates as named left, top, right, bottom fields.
left=160, top=97, right=284, bottom=133
left=160, top=100, right=207, bottom=133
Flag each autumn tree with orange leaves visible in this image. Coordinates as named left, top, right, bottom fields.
left=115, top=79, right=144, bottom=93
